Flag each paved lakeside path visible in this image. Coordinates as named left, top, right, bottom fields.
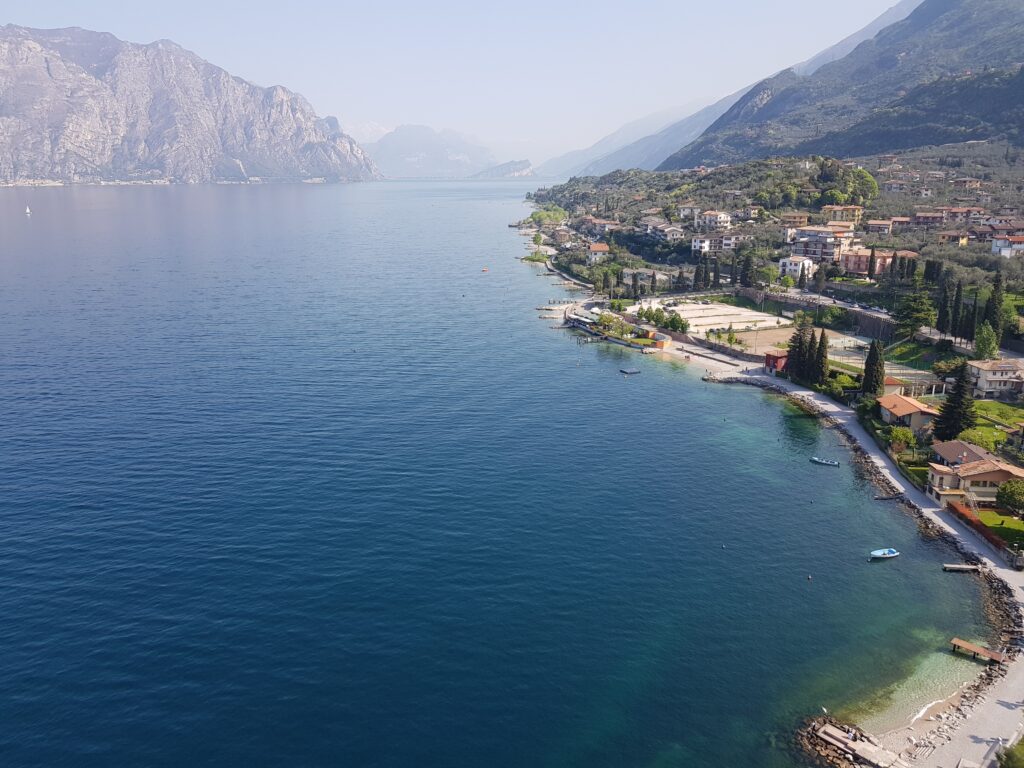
left=711, top=366, right=1024, bottom=767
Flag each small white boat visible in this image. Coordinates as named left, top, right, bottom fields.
left=25, top=205, right=31, bottom=216
left=810, top=456, right=840, bottom=467
left=869, top=548, right=900, bottom=560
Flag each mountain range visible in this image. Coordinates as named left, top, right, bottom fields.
left=0, top=25, right=378, bottom=183
left=471, top=159, right=534, bottom=179
left=362, top=125, right=496, bottom=179
left=538, top=0, right=926, bottom=177
left=658, top=0, right=1024, bottom=170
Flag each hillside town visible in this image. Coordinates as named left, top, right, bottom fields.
left=524, top=151, right=1024, bottom=609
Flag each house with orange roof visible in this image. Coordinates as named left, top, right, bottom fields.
left=877, top=393, right=939, bottom=433
left=993, top=236, right=1024, bottom=258
left=883, top=376, right=905, bottom=396
left=586, top=242, right=610, bottom=265
left=821, top=204, right=864, bottom=224
left=937, top=231, right=969, bottom=247
left=913, top=211, right=945, bottom=227
left=926, top=458, right=1024, bottom=507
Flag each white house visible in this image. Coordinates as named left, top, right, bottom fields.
left=695, top=210, right=732, bottom=230
left=692, top=233, right=749, bottom=254
left=992, top=236, right=1024, bottom=257
left=654, top=224, right=687, bottom=243
left=778, top=255, right=817, bottom=280
left=587, top=242, right=610, bottom=265
left=966, top=359, right=1024, bottom=398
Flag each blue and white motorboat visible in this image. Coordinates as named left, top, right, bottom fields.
left=869, top=548, right=900, bottom=560
left=810, top=456, right=840, bottom=467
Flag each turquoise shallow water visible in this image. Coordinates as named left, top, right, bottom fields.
left=0, top=181, right=989, bottom=767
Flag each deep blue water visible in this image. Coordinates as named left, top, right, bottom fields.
left=0, top=182, right=988, bottom=767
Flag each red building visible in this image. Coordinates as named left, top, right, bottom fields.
left=764, top=351, right=788, bottom=375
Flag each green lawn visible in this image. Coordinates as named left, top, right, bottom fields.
left=901, top=465, right=930, bottom=489
left=830, top=359, right=863, bottom=376
left=884, top=340, right=962, bottom=371
left=977, top=509, right=1024, bottom=549
left=974, top=400, right=1024, bottom=428
left=965, top=422, right=1009, bottom=447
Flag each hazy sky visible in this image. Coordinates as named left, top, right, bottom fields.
left=11, top=0, right=904, bottom=162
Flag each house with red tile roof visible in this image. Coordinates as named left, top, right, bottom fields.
left=877, top=393, right=939, bottom=433
left=926, top=458, right=1024, bottom=507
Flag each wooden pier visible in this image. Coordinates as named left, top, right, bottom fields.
left=950, top=637, right=1006, bottom=664
left=943, top=563, right=981, bottom=573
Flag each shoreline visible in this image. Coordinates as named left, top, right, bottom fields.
left=552, top=299, right=1024, bottom=765
left=705, top=372, right=1024, bottom=766
left=548, top=291, right=1024, bottom=765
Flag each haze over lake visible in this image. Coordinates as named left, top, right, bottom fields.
left=0, top=182, right=989, bottom=766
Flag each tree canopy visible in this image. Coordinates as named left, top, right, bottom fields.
left=894, top=290, right=937, bottom=337
left=861, top=340, right=886, bottom=396
left=996, top=479, right=1024, bottom=515
left=932, top=362, right=978, bottom=441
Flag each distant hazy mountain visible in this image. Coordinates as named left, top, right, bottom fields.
left=471, top=159, right=533, bottom=179
left=578, top=92, right=743, bottom=176
left=549, top=0, right=925, bottom=176
left=0, top=25, right=379, bottom=183
left=536, top=103, right=704, bottom=178
left=659, top=0, right=1024, bottom=169
left=792, top=0, right=925, bottom=75
left=363, top=125, right=496, bottom=179
left=339, top=118, right=392, bottom=145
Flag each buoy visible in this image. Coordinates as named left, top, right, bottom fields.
left=807, top=575, right=813, bottom=581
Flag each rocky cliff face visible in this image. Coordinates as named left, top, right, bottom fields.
left=0, top=26, right=380, bottom=183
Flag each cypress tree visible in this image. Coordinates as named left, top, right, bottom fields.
left=730, top=255, right=738, bottom=286
left=815, top=263, right=826, bottom=293
left=964, top=300, right=979, bottom=342
left=862, top=339, right=885, bottom=396
left=888, top=255, right=897, bottom=280
left=712, top=259, right=721, bottom=288
left=933, top=363, right=978, bottom=441
left=742, top=253, right=756, bottom=288
left=867, top=247, right=877, bottom=280
left=787, top=322, right=809, bottom=382
left=632, top=271, right=641, bottom=298
left=984, top=271, right=1004, bottom=336
left=805, top=329, right=818, bottom=382
left=814, top=328, right=829, bottom=385
left=693, top=262, right=704, bottom=290
left=951, top=281, right=964, bottom=341
left=936, top=281, right=950, bottom=334
left=798, top=264, right=807, bottom=289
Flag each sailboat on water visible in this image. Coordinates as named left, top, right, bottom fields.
left=25, top=205, right=31, bottom=216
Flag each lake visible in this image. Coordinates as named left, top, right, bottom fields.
left=0, top=181, right=989, bottom=767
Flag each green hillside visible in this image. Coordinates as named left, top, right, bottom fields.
left=658, top=0, right=1024, bottom=170
left=797, top=67, right=1024, bottom=156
